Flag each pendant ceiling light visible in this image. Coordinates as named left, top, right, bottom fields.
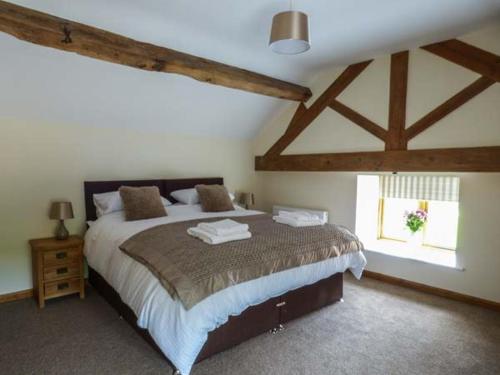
left=269, top=1, right=310, bottom=55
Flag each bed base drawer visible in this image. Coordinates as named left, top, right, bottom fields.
left=280, top=272, right=343, bottom=323
left=196, top=296, right=281, bottom=362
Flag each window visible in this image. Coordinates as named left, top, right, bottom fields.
left=355, top=175, right=460, bottom=267
left=379, top=197, right=459, bottom=249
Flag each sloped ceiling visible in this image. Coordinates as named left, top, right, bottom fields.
left=1, top=0, right=499, bottom=139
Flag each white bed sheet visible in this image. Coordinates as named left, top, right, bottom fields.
left=84, top=204, right=367, bottom=375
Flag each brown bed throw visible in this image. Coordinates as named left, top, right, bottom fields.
left=119, top=214, right=363, bottom=310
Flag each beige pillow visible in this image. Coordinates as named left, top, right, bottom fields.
left=195, top=184, right=235, bottom=212
left=119, top=186, right=167, bottom=221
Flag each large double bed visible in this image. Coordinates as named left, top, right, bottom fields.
left=83, top=178, right=366, bottom=375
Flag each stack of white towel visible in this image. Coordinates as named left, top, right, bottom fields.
left=273, top=210, right=325, bottom=227
left=187, top=219, right=251, bottom=245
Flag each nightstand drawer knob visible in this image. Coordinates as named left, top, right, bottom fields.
left=56, top=267, right=68, bottom=275
left=276, top=301, right=286, bottom=307
left=56, top=251, right=67, bottom=259
left=57, top=282, right=69, bottom=290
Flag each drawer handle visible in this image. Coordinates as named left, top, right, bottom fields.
left=276, top=301, right=286, bottom=307
left=57, top=282, right=69, bottom=290
left=56, top=267, right=68, bottom=275
left=56, top=252, right=67, bottom=259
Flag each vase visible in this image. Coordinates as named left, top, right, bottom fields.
left=407, top=230, right=423, bottom=247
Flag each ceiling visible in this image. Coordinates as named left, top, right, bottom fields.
left=1, top=0, right=499, bottom=138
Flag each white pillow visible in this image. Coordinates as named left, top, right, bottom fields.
left=93, top=191, right=122, bottom=218
left=171, top=188, right=235, bottom=205
left=170, top=188, right=199, bottom=205
left=93, top=190, right=172, bottom=217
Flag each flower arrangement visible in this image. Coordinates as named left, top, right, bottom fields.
left=404, top=209, right=427, bottom=233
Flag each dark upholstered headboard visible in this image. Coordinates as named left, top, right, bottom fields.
left=84, top=177, right=223, bottom=221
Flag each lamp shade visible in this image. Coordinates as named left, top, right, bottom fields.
left=269, top=11, right=310, bottom=55
left=49, top=201, right=74, bottom=220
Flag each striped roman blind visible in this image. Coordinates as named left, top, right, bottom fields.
left=380, top=175, right=460, bottom=202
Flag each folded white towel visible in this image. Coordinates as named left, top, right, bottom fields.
left=273, top=216, right=324, bottom=227
left=278, top=210, right=320, bottom=221
left=187, top=227, right=251, bottom=245
left=197, top=219, right=249, bottom=237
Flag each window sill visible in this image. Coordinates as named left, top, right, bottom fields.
left=364, top=239, right=462, bottom=270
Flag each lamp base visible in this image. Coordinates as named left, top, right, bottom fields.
left=55, top=220, right=69, bottom=240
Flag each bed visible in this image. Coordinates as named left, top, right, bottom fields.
left=83, top=177, right=366, bottom=375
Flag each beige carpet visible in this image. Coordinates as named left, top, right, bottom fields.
left=1, top=274, right=499, bottom=375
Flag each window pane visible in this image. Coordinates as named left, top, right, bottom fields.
left=381, top=198, right=419, bottom=241
left=424, top=201, right=459, bottom=249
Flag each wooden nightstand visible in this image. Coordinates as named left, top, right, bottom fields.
left=29, top=235, right=85, bottom=308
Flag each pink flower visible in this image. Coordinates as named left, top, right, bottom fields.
left=415, top=209, right=427, bottom=218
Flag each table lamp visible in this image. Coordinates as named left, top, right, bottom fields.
left=49, top=201, right=74, bottom=240
left=239, top=192, right=255, bottom=210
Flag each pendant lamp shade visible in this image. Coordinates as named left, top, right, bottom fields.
left=269, top=11, right=310, bottom=55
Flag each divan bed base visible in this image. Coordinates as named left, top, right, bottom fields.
left=88, top=266, right=343, bottom=373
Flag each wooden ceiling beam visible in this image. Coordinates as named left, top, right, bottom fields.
left=329, top=100, right=387, bottom=142
left=256, top=39, right=499, bottom=173
left=264, top=60, right=372, bottom=157
left=256, top=147, right=500, bottom=172
left=285, top=103, right=308, bottom=133
left=422, top=39, right=500, bottom=82
left=386, top=51, right=409, bottom=150
left=406, top=76, right=495, bottom=140
left=0, top=0, right=312, bottom=102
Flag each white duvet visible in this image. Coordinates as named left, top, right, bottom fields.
left=84, top=205, right=367, bottom=375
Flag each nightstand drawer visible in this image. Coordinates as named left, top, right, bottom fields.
left=44, top=278, right=81, bottom=299
left=43, top=248, right=80, bottom=265
left=44, top=263, right=81, bottom=281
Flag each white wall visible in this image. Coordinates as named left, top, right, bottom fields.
left=254, top=25, right=500, bottom=303
left=0, top=119, right=259, bottom=294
